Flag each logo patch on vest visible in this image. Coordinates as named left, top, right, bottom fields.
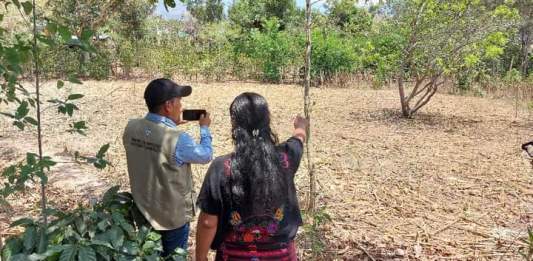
left=144, top=128, right=152, bottom=137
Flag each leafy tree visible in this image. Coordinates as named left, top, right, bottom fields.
left=114, top=0, right=155, bottom=41
left=47, top=0, right=122, bottom=36
left=180, top=0, right=224, bottom=24
left=390, top=0, right=519, bottom=117
left=228, top=0, right=297, bottom=31
left=483, top=0, right=532, bottom=76
left=326, top=0, right=373, bottom=35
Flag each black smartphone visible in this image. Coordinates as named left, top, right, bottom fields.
left=182, top=109, right=206, bottom=121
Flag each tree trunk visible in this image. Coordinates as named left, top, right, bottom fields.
left=519, top=25, right=531, bottom=76
left=398, top=72, right=410, bottom=118
left=304, top=0, right=315, bottom=211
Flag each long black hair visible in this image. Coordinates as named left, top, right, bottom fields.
left=228, top=92, right=287, bottom=215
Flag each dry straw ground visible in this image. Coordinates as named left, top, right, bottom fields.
left=1, top=80, right=532, bottom=260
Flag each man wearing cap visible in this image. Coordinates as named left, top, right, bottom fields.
left=123, top=78, right=213, bottom=258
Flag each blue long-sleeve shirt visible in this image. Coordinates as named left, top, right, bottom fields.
left=145, top=113, right=213, bottom=166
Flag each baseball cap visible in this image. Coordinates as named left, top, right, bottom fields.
left=144, top=78, right=192, bottom=110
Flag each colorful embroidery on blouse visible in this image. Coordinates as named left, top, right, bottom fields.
left=230, top=211, right=242, bottom=226
left=226, top=207, right=285, bottom=244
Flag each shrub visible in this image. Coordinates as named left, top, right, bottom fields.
left=1, top=186, right=187, bottom=260
left=311, top=29, right=357, bottom=82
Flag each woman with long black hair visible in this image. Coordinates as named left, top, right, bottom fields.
left=195, top=92, right=307, bottom=261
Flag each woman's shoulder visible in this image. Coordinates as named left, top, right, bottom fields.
left=206, top=154, right=233, bottom=177
left=276, top=137, right=304, bottom=171
left=212, top=153, right=232, bottom=165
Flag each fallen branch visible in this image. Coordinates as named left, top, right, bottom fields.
left=354, top=241, right=376, bottom=261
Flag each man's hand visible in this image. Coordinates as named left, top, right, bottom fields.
left=199, top=112, right=211, bottom=127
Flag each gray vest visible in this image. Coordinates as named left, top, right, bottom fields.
left=123, top=118, right=194, bottom=230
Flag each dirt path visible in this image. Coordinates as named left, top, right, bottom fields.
left=1, top=80, right=532, bottom=260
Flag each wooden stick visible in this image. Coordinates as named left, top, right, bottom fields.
left=354, top=241, right=376, bottom=261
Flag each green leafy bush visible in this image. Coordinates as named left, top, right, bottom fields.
left=1, top=186, right=187, bottom=261
left=246, top=18, right=300, bottom=83
left=311, top=29, right=357, bottom=82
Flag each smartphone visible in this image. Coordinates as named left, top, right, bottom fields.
left=182, top=109, right=206, bottom=121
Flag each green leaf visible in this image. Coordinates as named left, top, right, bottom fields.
left=9, top=254, right=29, bottom=261
left=5, top=47, right=21, bottom=66
left=146, top=231, right=161, bottom=242
left=23, top=226, right=37, bottom=251
left=141, top=240, right=156, bottom=253
left=15, top=101, right=29, bottom=119
left=0, top=112, right=15, bottom=118
left=77, top=246, right=96, bottom=261
left=67, top=94, right=84, bottom=100
left=46, top=22, right=57, bottom=35
left=112, top=212, right=134, bottom=236
left=27, top=252, right=49, bottom=261
left=102, top=185, right=120, bottom=205
left=57, top=80, right=64, bottom=89
left=1, top=237, right=23, bottom=260
left=28, top=98, right=36, bottom=107
left=12, top=0, right=21, bottom=8
left=35, top=169, right=48, bottom=185
left=143, top=254, right=159, bottom=261
left=47, top=99, right=63, bottom=104
left=58, top=25, right=72, bottom=42
left=10, top=218, right=34, bottom=227
left=108, top=226, right=124, bottom=249
left=21, top=1, right=32, bottom=15
left=89, top=239, right=112, bottom=249
left=39, top=244, right=66, bottom=258
left=93, top=159, right=109, bottom=169
left=67, top=75, right=82, bottom=84
left=94, top=248, right=110, bottom=261
left=49, top=230, right=65, bottom=244
left=97, top=144, right=110, bottom=158
left=80, top=29, right=94, bottom=42
left=72, top=121, right=87, bottom=129
left=26, top=153, right=37, bottom=165
left=120, top=241, right=139, bottom=256
left=39, top=156, right=57, bottom=169
left=2, top=165, right=17, bottom=179
left=65, top=104, right=76, bottom=116
left=13, top=121, right=25, bottom=130
left=96, top=220, right=109, bottom=231
left=59, top=245, right=77, bottom=261
left=58, top=105, right=66, bottom=115
left=24, top=116, right=38, bottom=125
left=75, top=217, right=87, bottom=235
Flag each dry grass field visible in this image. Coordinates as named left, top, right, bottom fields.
left=1, top=80, right=532, bottom=260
